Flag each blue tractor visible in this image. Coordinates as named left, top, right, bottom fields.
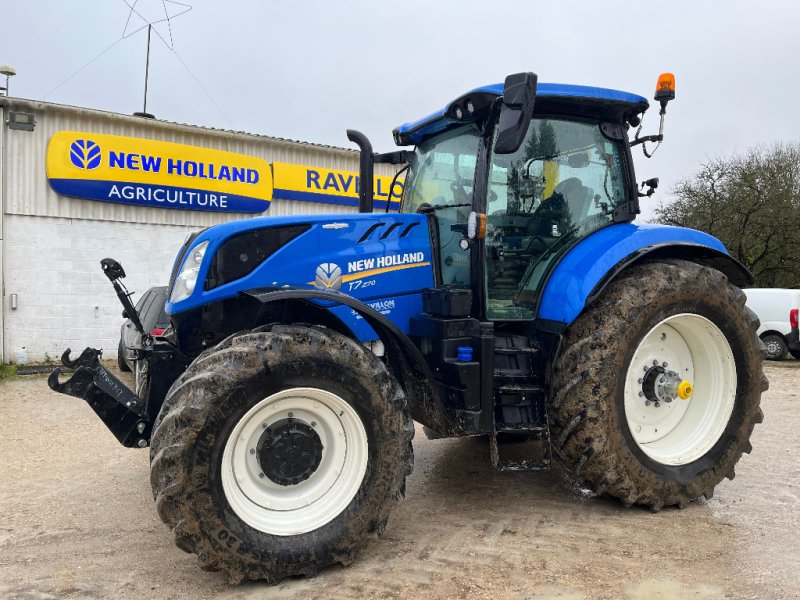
left=50, top=73, right=765, bottom=582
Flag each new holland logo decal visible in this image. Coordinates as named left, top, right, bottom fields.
left=309, top=252, right=431, bottom=290
left=315, top=263, right=343, bottom=291
left=70, top=139, right=101, bottom=170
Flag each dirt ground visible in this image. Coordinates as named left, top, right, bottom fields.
left=0, top=361, right=798, bottom=600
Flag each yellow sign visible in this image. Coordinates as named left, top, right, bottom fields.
left=272, top=162, right=403, bottom=210
left=46, top=131, right=273, bottom=213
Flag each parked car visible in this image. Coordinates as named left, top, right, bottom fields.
left=117, top=285, right=169, bottom=372
left=744, top=288, right=800, bottom=360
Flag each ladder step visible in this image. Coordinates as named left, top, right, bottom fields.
left=494, top=347, right=539, bottom=354
left=496, top=384, right=543, bottom=393
left=490, top=431, right=550, bottom=472
left=494, top=381, right=542, bottom=396
left=493, top=370, right=533, bottom=379
left=496, top=425, right=548, bottom=434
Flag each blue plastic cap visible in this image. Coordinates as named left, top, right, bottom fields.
left=457, top=346, right=474, bottom=362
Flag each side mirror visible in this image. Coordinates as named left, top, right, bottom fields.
left=495, top=72, right=537, bottom=155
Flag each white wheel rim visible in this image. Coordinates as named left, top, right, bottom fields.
left=624, top=314, right=736, bottom=466
left=221, top=387, right=368, bottom=536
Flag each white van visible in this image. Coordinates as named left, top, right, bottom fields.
left=744, top=288, right=800, bottom=360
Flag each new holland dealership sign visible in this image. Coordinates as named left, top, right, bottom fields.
left=272, top=162, right=403, bottom=211
left=46, top=131, right=274, bottom=213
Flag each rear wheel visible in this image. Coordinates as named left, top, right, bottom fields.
left=761, top=334, right=788, bottom=361
left=149, top=325, right=414, bottom=582
left=550, top=260, right=766, bottom=509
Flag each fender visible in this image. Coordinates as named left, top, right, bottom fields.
left=242, top=287, right=444, bottom=430
left=537, top=223, right=753, bottom=330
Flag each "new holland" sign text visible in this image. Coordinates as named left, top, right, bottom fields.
left=47, top=131, right=273, bottom=213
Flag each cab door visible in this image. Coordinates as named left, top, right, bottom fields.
left=401, top=125, right=482, bottom=290
left=484, top=118, right=631, bottom=320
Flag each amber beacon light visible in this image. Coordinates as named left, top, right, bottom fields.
left=655, top=73, right=676, bottom=104
left=630, top=72, right=676, bottom=156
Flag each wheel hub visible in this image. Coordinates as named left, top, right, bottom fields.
left=641, top=364, right=684, bottom=406
left=258, top=418, right=323, bottom=486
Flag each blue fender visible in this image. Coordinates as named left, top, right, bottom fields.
left=242, top=287, right=444, bottom=430
left=537, top=223, right=752, bottom=327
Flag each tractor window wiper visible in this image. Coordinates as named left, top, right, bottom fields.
left=418, top=202, right=471, bottom=214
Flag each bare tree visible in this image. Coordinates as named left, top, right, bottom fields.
left=655, top=144, right=800, bottom=288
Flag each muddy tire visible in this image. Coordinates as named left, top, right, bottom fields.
left=149, top=324, right=414, bottom=583
left=117, top=340, right=130, bottom=372
left=761, top=334, right=788, bottom=361
left=550, top=260, right=766, bottom=509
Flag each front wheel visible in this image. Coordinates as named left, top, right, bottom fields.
left=149, top=325, right=414, bottom=582
left=550, top=260, right=766, bottom=510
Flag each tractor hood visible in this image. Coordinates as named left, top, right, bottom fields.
left=165, top=213, right=435, bottom=321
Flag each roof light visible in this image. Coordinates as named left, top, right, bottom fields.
left=655, top=73, right=675, bottom=103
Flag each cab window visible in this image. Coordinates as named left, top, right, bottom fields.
left=403, top=126, right=481, bottom=287
left=486, top=118, right=628, bottom=319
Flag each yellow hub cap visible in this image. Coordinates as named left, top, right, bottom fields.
left=677, top=380, right=693, bottom=400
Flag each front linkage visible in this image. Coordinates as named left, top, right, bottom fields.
left=48, top=347, right=151, bottom=447
left=48, top=259, right=189, bottom=448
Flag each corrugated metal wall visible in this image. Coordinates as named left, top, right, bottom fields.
left=1, top=98, right=400, bottom=225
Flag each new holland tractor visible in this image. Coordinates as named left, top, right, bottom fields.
left=50, top=72, right=766, bottom=582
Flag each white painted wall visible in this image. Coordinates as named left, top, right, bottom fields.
left=4, top=213, right=198, bottom=362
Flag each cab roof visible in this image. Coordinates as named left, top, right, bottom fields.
left=393, top=82, right=649, bottom=146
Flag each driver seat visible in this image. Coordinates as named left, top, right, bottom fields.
left=553, top=177, right=593, bottom=222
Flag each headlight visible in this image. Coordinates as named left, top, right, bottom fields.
left=170, top=241, right=208, bottom=303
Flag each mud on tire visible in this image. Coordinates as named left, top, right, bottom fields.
left=550, top=260, right=766, bottom=510
left=149, top=324, right=414, bottom=583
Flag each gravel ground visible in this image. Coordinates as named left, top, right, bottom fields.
left=0, top=361, right=798, bottom=600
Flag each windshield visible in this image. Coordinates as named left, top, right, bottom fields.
left=402, top=126, right=481, bottom=214
left=485, top=118, right=629, bottom=319
left=402, top=126, right=481, bottom=287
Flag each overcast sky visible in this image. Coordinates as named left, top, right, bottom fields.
left=4, top=0, right=800, bottom=220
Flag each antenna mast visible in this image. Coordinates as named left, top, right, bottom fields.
left=142, top=24, right=152, bottom=115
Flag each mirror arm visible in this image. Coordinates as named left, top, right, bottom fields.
left=374, top=150, right=413, bottom=165
left=629, top=133, right=663, bottom=147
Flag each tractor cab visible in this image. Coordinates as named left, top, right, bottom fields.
left=394, top=77, right=649, bottom=322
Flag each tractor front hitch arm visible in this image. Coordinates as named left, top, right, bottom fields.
left=48, top=347, right=152, bottom=448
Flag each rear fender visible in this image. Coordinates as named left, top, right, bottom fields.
left=537, top=224, right=753, bottom=331
left=243, top=288, right=444, bottom=430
